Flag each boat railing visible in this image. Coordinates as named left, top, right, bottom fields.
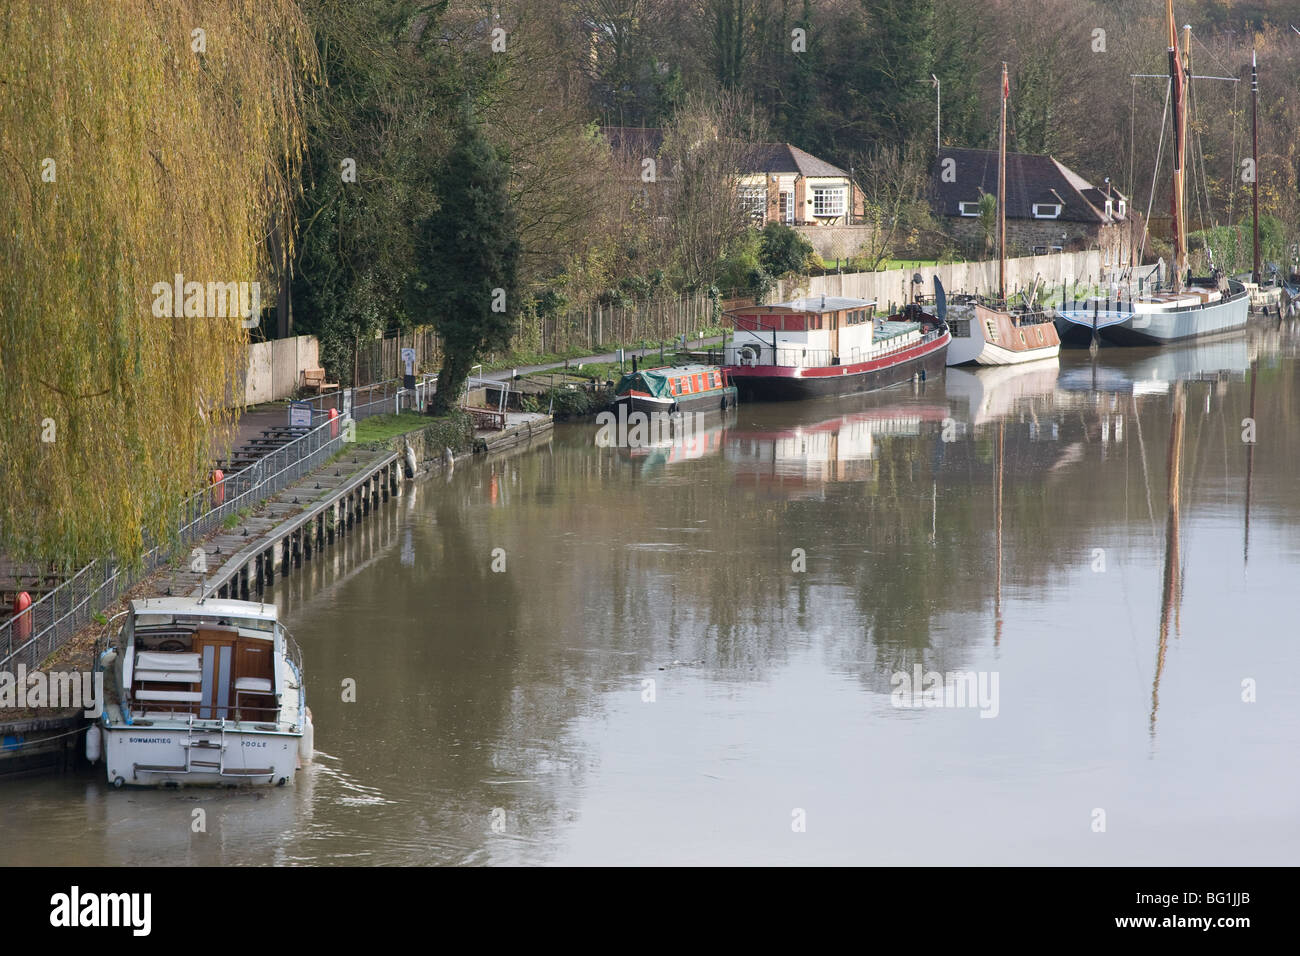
left=282, top=628, right=304, bottom=676
left=724, top=346, right=835, bottom=368
left=0, top=368, right=423, bottom=674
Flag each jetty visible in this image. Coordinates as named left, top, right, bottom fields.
left=0, top=400, right=551, bottom=780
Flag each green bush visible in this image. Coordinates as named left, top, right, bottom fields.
left=715, top=228, right=774, bottom=300
left=758, top=222, right=816, bottom=277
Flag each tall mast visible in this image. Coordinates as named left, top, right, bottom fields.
left=999, top=62, right=1008, bottom=302
left=1251, top=49, right=1260, bottom=283
left=1166, top=0, right=1187, bottom=288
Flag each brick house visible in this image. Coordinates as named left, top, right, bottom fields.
left=736, top=144, right=865, bottom=227
left=931, top=148, right=1135, bottom=267
left=600, top=127, right=863, bottom=227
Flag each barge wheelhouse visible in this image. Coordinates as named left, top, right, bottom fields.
left=92, top=597, right=311, bottom=788
left=722, top=295, right=948, bottom=401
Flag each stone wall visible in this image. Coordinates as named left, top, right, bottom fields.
left=946, top=218, right=1133, bottom=266
left=795, top=224, right=876, bottom=261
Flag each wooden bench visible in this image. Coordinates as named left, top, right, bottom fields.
left=302, top=367, right=339, bottom=393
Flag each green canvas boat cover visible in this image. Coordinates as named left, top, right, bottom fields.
left=614, top=366, right=718, bottom=399
left=614, top=369, right=673, bottom=399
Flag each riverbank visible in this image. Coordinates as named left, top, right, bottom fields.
left=0, top=409, right=552, bottom=780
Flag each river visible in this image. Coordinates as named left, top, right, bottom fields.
left=3, top=326, right=1299, bottom=865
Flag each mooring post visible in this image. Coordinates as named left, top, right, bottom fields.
left=240, top=563, right=250, bottom=600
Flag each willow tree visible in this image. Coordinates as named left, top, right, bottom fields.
left=0, top=0, right=315, bottom=566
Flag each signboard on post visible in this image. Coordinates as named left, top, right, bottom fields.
left=401, top=347, right=417, bottom=392
left=289, top=401, right=312, bottom=429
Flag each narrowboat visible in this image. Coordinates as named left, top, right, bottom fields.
left=90, top=596, right=312, bottom=788
left=722, top=293, right=949, bottom=402
left=612, top=364, right=738, bottom=416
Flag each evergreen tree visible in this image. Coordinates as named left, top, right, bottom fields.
left=410, top=111, right=521, bottom=413
left=860, top=0, right=936, bottom=147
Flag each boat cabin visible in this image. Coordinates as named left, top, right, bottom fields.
left=615, top=365, right=728, bottom=401
left=725, top=296, right=883, bottom=368
left=119, top=598, right=287, bottom=723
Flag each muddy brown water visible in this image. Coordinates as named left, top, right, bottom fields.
left=3, top=326, right=1299, bottom=865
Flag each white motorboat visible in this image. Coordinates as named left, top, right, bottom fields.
left=91, top=596, right=312, bottom=788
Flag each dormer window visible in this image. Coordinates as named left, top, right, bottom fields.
left=1032, top=203, right=1062, bottom=219
left=1117, top=199, right=1127, bottom=216
left=958, top=201, right=981, bottom=217
left=1104, top=199, right=1113, bottom=217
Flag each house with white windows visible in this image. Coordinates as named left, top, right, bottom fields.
left=736, top=143, right=864, bottom=227
left=931, top=147, right=1137, bottom=268
left=600, top=128, right=863, bottom=229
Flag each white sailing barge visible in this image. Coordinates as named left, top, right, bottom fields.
left=90, top=597, right=312, bottom=788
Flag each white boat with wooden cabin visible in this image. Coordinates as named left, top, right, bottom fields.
left=944, top=63, right=1061, bottom=366
left=90, top=597, right=312, bottom=788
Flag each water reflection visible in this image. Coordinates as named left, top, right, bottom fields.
left=3, top=328, right=1299, bottom=865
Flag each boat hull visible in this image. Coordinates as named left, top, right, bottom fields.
left=613, top=387, right=738, bottom=417
left=100, top=719, right=301, bottom=787
left=725, top=332, right=948, bottom=402
left=1056, top=290, right=1250, bottom=346
left=973, top=341, right=1060, bottom=365
left=948, top=304, right=1060, bottom=366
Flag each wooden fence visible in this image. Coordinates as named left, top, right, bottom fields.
left=350, top=293, right=718, bottom=386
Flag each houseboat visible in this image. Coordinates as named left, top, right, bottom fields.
left=722, top=293, right=949, bottom=401
left=90, top=596, right=312, bottom=788
left=612, top=364, right=738, bottom=416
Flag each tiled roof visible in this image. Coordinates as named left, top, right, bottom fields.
left=740, top=143, right=849, bottom=178
left=599, top=128, right=849, bottom=179
left=931, top=148, right=1126, bottom=223
left=600, top=126, right=665, bottom=156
